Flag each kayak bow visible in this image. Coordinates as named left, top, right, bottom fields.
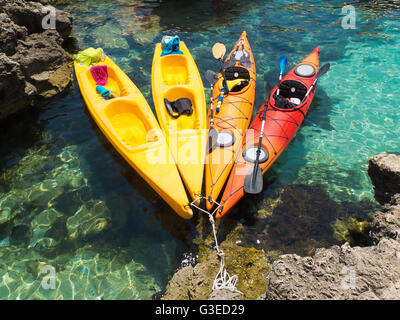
left=217, top=46, right=323, bottom=218
left=205, top=31, right=256, bottom=210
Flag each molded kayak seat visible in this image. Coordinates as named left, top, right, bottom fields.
left=274, top=80, right=308, bottom=109
left=224, top=66, right=250, bottom=92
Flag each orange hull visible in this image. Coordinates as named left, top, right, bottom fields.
left=217, top=47, right=321, bottom=218
left=205, top=31, right=256, bottom=210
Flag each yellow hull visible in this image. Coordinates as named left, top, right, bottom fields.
left=152, top=41, right=207, bottom=202
left=74, top=54, right=193, bottom=219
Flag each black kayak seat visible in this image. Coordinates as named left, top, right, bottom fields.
left=274, top=80, right=308, bottom=109
left=223, top=66, right=250, bottom=92
left=164, top=98, right=193, bottom=118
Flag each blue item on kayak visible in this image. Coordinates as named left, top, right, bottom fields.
left=96, top=85, right=118, bottom=100
left=161, top=36, right=183, bottom=57
left=215, top=87, right=227, bottom=113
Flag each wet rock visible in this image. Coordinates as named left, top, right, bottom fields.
left=368, top=154, right=400, bottom=204
left=0, top=0, right=73, bottom=119
left=267, top=239, right=400, bottom=300
left=0, top=53, right=36, bottom=118
left=162, top=242, right=269, bottom=300
left=371, top=194, right=400, bottom=243
left=162, top=254, right=219, bottom=300
left=209, top=288, right=243, bottom=300
left=0, top=13, right=27, bottom=56
left=333, top=216, right=373, bottom=247
left=1, top=0, right=72, bottom=39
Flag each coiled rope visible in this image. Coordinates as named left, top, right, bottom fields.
left=190, top=196, right=243, bottom=295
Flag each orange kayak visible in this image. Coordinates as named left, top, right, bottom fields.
left=217, top=47, right=321, bottom=218
left=205, top=31, right=256, bottom=210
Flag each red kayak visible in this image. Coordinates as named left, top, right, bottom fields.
left=216, top=47, right=322, bottom=218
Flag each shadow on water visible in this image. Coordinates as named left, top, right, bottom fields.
left=218, top=183, right=379, bottom=257
left=151, top=0, right=261, bottom=32
left=83, top=108, right=194, bottom=245
left=0, top=107, right=46, bottom=173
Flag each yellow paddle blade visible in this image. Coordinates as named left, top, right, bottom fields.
left=212, top=43, right=226, bottom=60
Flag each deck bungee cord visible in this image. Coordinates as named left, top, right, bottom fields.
left=216, top=47, right=331, bottom=218
left=204, top=31, right=257, bottom=211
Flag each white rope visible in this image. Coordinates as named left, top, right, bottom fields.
left=190, top=197, right=243, bottom=295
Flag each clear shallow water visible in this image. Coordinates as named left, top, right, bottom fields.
left=0, top=0, right=399, bottom=299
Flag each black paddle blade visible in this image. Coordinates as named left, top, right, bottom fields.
left=244, top=164, right=263, bottom=194
left=205, top=70, right=218, bottom=85
left=206, top=128, right=219, bottom=153
left=316, top=63, right=330, bottom=79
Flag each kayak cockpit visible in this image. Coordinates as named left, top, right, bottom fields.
left=273, top=80, right=308, bottom=109
left=160, top=54, right=189, bottom=85
left=104, top=99, right=159, bottom=150
left=81, top=65, right=130, bottom=104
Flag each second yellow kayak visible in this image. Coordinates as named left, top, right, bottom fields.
left=152, top=41, right=207, bottom=202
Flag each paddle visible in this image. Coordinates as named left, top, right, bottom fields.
left=244, top=82, right=272, bottom=194
left=300, top=63, right=330, bottom=104
left=276, top=56, right=288, bottom=96
left=205, top=70, right=219, bottom=152
left=212, top=43, right=229, bottom=113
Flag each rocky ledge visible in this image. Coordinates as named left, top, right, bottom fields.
left=162, top=153, right=400, bottom=300
left=0, top=0, right=73, bottom=119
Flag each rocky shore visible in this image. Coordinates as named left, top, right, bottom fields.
left=162, top=153, right=400, bottom=300
left=0, top=0, right=73, bottom=119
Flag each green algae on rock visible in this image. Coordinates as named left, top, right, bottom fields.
left=333, top=216, right=373, bottom=247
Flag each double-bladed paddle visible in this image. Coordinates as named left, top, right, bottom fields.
left=244, top=82, right=272, bottom=194
left=276, top=56, right=288, bottom=96
left=205, top=70, right=219, bottom=152
left=299, top=63, right=330, bottom=104
left=212, top=43, right=229, bottom=113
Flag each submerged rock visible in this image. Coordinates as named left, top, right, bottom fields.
left=66, top=200, right=110, bottom=240
left=265, top=154, right=400, bottom=300
left=0, top=0, right=73, bottom=119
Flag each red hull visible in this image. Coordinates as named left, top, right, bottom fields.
left=217, top=47, right=321, bottom=218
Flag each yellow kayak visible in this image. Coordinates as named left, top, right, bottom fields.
left=152, top=41, right=207, bottom=202
left=74, top=53, right=193, bottom=219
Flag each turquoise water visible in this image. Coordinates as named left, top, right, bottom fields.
left=0, top=0, right=399, bottom=299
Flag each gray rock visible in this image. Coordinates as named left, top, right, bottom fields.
left=2, top=0, right=72, bottom=39
left=267, top=239, right=400, bottom=300
left=368, top=154, right=400, bottom=204
left=0, top=13, right=27, bottom=55
left=0, top=53, right=36, bottom=118
left=0, top=0, right=73, bottom=119
left=371, top=193, right=400, bottom=243
left=209, top=288, right=242, bottom=300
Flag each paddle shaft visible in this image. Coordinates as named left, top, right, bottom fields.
left=219, top=58, right=228, bottom=93
left=276, top=73, right=283, bottom=96
left=209, top=83, right=215, bottom=127
left=251, top=102, right=268, bottom=183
